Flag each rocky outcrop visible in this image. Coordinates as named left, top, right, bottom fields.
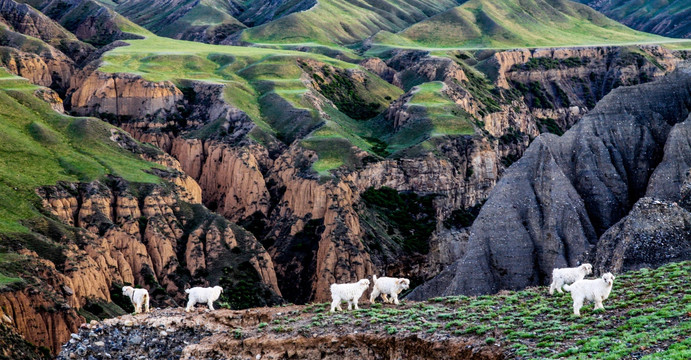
left=0, top=250, right=85, bottom=353
left=386, top=50, right=468, bottom=91
left=171, top=139, right=270, bottom=221
left=37, top=177, right=281, bottom=303
left=409, top=68, right=691, bottom=299
left=57, top=307, right=504, bottom=360
left=593, top=198, right=691, bottom=274
left=70, top=72, right=183, bottom=117
left=34, top=87, right=64, bottom=113
left=0, top=322, right=45, bottom=359
left=645, top=116, right=691, bottom=201
left=0, top=31, right=75, bottom=90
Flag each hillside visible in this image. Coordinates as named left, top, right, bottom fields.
left=579, top=0, right=691, bottom=39
left=57, top=261, right=691, bottom=359
left=373, top=0, right=667, bottom=49
left=0, top=0, right=690, bottom=357
left=0, top=68, right=161, bottom=234
left=241, top=0, right=463, bottom=45
left=0, top=67, right=281, bottom=353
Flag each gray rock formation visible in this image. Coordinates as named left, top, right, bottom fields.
left=593, top=197, right=691, bottom=274
left=409, top=68, right=691, bottom=299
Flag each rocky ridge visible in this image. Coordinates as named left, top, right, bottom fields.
left=409, top=67, right=691, bottom=299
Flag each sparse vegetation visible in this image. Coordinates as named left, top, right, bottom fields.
left=361, top=187, right=436, bottom=254
left=262, top=261, right=689, bottom=359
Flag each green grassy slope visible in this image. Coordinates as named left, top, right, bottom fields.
left=578, top=0, right=691, bottom=39
left=241, top=0, right=463, bottom=45
left=0, top=68, right=162, bottom=234
left=374, top=0, right=668, bottom=49
left=98, top=34, right=405, bottom=175
left=113, top=0, right=244, bottom=37
left=274, top=261, right=690, bottom=359
left=376, top=82, right=475, bottom=155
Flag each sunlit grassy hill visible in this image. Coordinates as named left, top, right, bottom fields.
left=111, top=0, right=247, bottom=41
left=373, top=0, right=669, bottom=49
left=0, top=68, right=162, bottom=235
left=241, top=0, right=463, bottom=45
left=97, top=34, right=415, bottom=176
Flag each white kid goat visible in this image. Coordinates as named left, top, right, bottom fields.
left=549, top=263, right=593, bottom=295
left=122, top=286, right=150, bottom=314
left=564, top=272, right=615, bottom=316
left=330, top=279, right=370, bottom=313
left=370, top=275, right=410, bottom=305
left=185, top=286, right=223, bottom=312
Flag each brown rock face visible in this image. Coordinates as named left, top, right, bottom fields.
left=0, top=44, right=75, bottom=90
left=70, top=71, right=183, bottom=117
left=171, top=139, right=271, bottom=221
left=0, top=289, right=82, bottom=353
left=0, top=250, right=85, bottom=353
left=37, top=177, right=281, bottom=302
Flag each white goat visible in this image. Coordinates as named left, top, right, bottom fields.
left=330, top=279, right=370, bottom=313
left=370, top=275, right=410, bottom=305
left=185, top=286, right=223, bottom=312
left=122, top=286, right=150, bottom=314
left=549, top=263, right=593, bottom=295
left=564, top=272, right=615, bottom=316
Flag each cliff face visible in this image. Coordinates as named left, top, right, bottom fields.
left=65, top=47, right=686, bottom=305
left=0, top=250, right=85, bottom=353
left=37, top=177, right=281, bottom=301
left=409, top=68, right=691, bottom=299
left=70, top=71, right=183, bottom=117
left=0, top=175, right=281, bottom=354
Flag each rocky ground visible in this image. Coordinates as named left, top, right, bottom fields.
left=57, top=261, right=689, bottom=360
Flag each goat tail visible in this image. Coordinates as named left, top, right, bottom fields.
left=563, top=284, right=572, bottom=292
left=185, top=289, right=191, bottom=294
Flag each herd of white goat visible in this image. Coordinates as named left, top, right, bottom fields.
left=122, top=264, right=614, bottom=317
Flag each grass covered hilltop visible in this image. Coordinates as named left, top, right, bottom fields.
left=59, top=261, right=690, bottom=359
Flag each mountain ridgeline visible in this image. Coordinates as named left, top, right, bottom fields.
left=0, top=0, right=689, bottom=358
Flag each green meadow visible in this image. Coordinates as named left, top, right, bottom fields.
left=372, top=0, right=669, bottom=49
left=0, top=68, right=161, bottom=234
left=261, top=261, right=690, bottom=359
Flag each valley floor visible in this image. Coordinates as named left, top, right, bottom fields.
left=58, top=261, right=689, bottom=359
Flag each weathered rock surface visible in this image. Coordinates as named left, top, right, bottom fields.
left=593, top=198, right=691, bottom=274
left=0, top=250, right=85, bottom=353
left=409, top=68, right=691, bottom=299
left=70, top=71, right=183, bottom=117
left=57, top=307, right=504, bottom=360
left=37, top=177, right=281, bottom=302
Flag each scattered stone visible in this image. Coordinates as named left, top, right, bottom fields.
left=94, top=341, right=105, bottom=347
left=129, top=335, right=143, bottom=345
left=160, top=331, right=168, bottom=337
left=124, top=320, right=134, bottom=327
left=76, top=345, right=86, bottom=356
